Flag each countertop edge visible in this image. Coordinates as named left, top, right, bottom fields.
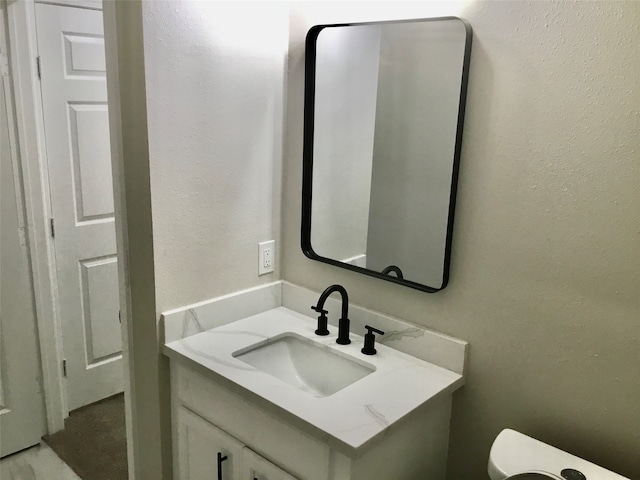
left=163, top=342, right=464, bottom=457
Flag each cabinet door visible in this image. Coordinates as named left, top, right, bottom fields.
left=242, top=447, right=299, bottom=480
left=177, top=406, right=244, bottom=480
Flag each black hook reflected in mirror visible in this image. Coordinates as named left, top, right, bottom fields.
left=381, top=265, right=404, bottom=279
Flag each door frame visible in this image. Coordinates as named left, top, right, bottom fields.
left=5, top=0, right=109, bottom=433
left=5, top=0, right=65, bottom=433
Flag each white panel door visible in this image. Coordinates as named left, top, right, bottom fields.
left=34, top=3, right=121, bottom=411
left=0, top=16, right=46, bottom=455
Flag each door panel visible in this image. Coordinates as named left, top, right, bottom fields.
left=242, top=448, right=299, bottom=480
left=63, top=32, right=106, bottom=75
left=69, top=102, right=114, bottom=220
left=177, top=407, right=244, bottom=480
left=35, top=2, right=121, bottom=411
left=81, top=255, right=119, bottom=362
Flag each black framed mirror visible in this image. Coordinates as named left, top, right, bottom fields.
left=301, top=17, right=472, bottom=292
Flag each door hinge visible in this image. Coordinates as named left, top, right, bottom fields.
left=62, top=359, right=67, bottom=377
left=50, top=218, right=55, bottom=238
left=36, top=56, right=42, bottom=80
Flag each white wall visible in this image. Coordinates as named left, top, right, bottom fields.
left=311, top=25, right=380, bottom=262
left=142, top=1, right=287, bottom=312
left=283, top=2, right=640, bottom=478
left=105, top=2, right=288, bottom=478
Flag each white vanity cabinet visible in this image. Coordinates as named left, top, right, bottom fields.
left=171, top=362, right=330, bottom=480
left=177, top=406, right=243, bottom=479
left=171, top=361, right=454, bottom=480
left=176, top=405, right=296, bottom=480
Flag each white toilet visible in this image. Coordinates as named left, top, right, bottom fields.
left=488, top=429, right=630, bottom=480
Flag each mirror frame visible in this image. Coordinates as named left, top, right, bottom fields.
left=301, top=17, right=473, bottom=293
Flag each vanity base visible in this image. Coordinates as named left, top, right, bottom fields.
left=171, top=362, right=452, bottom=480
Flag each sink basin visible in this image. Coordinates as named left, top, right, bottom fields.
left=233, top=333, right=375, bottom=397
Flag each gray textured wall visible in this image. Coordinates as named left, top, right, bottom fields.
left=283, top=2, right=640, bottom=478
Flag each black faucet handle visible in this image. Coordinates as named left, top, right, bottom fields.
left=311, top=305, right=330, bottom=336
left=365, top=325, right=384, bottom=336
left=362, top=325, right=385, bottom=355
left=311, top=304, right=328, bottom=315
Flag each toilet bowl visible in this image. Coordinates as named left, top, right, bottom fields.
left=488, top=429, right=630, bottom=480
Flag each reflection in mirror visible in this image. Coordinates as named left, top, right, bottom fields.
left=302, top=17, right=472, bottom=292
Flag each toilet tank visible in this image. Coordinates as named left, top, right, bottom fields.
left=488, top=429, right=630, bottom=480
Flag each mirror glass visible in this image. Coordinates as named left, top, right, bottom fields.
left=302, top=17, right=472, bottom=292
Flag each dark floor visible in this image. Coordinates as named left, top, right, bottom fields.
left=43, top=393, right=127, bottom=480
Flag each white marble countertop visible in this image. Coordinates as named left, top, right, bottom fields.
left=163, top=307, right=464, bottom=455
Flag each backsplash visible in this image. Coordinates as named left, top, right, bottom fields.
left=161, top=281, right=467, bottom=375
left=162, top=281, right=282, bottom=343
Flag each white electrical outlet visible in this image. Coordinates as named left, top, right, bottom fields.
left=258, top=240, right=275, bottom=275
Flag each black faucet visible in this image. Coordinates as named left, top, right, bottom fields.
left=311, top=284, right=351, bottom=345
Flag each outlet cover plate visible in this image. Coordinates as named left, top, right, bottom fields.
left=259, top=240, right=275, bottom=275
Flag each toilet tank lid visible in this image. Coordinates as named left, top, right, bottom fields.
left=488, top=429, right=630, bottom=480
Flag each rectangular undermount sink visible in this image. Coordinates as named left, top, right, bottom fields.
left=233, top=333, right=375, bottom=397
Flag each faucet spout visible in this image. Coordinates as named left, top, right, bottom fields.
left=311, top=284, right=351, bottom=345
left=316, top=284, right=349, bottom=320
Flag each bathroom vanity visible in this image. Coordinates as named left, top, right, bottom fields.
left=164, top=296, right=466, bottom=480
